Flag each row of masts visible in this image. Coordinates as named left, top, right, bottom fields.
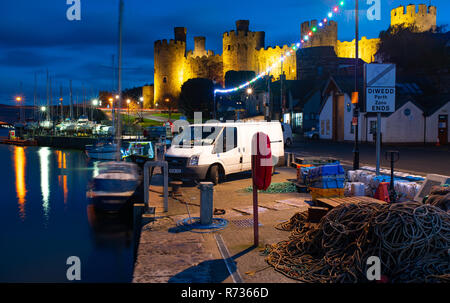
left=28, top=70, right=98, bottom=123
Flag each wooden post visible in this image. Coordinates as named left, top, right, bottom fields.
left=252, top=155, right=259, bottom=247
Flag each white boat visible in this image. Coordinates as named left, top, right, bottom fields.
left=87, top=162, right=140, bottom=212
left=86, top=139, right=118, bottom=160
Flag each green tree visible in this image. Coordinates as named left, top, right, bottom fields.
left=179, top=78, right=214, bottom=119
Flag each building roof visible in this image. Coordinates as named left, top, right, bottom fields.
left=270, top=79, right=328, bottom=110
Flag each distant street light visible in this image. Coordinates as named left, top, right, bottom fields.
left=41, top=106, right=46, bottom=112
left=92, top=99, right=99, bottom=106
left=16, top=96, right=23, bottom=122
left=247, top=88, right=253, bottom=95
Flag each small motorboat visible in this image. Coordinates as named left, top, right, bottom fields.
left=122, top=141, right=154, bottom=166
left=85, top=138, right=118, bottom=160
left=87, top=161, right=140, bottom=212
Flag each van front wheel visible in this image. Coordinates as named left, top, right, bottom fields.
left=208, top=165, right=220, bottom=185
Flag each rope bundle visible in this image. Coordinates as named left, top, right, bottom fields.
left=266, top=202, right=450, bottom=283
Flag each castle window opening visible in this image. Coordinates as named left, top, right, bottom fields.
left=228, top=45, right=231, bottom=51
left=163, top=76, right=167, bottom=83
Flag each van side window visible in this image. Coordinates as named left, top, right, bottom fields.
left=222, top=127, right=237, bottom=152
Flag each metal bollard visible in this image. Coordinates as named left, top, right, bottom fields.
left=198, top=182, right=214, bottom=225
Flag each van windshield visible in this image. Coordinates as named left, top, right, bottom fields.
left=172, top=126, right=222, bottom=147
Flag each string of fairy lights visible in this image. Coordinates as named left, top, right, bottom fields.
left=214, top=0, right=346, bottom=95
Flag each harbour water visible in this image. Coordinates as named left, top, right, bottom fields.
left=0, top=142, right=135, bottom=282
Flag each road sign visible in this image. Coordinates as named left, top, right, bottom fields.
left=365, top=64, right=396, bottom=113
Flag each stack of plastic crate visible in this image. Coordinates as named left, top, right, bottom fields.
left=307, top=164, right=346, bottom=201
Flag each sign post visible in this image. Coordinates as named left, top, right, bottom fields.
left=365, top=64, right=396, bottom=175
left=251, top=132, right=272, bottom=247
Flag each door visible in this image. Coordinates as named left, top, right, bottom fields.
left=438, top=115, right=448, bottom=145
left=212, top=127, right=242, bottom=174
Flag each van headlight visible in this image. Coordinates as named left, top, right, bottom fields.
left=188, top=155, right=199, bottom=166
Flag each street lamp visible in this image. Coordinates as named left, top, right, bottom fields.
left=126, top=99, right=131, bottom=126
left=15, top=96, right=23, bottom=122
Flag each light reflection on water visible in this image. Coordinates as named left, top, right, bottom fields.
left=1, top=145, right=134, bottom=282
left=13, top=146, right=26, bottom=220
left=39, top=147, right=51, bottom=221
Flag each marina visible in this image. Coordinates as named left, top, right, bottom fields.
left=0, top=144, right=137, bottom=282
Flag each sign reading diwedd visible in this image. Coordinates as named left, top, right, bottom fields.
left=365, top=64, right=396, bottom=113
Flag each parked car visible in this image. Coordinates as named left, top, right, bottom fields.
left=304, top=128, right=320, bottom=140
left=165, top=121, right=285, bottom=184
left=281, top=123, right=293, bottom=147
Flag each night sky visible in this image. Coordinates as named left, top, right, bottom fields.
left=0, top=0, right=448, bottom=106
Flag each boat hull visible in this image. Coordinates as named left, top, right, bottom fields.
left=86, top=150, right=117, bottom=160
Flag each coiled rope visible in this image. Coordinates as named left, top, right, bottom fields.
left=266, top=202, right=450, bottom=283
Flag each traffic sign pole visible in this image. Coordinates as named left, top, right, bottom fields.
left=376, top=112, right=381, bottom=175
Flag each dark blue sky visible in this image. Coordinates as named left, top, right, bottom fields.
left=0, top=0, right=448, bottom=106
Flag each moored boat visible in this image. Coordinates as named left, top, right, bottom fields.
left=87, top=162, right=140, bottom=212
left=122, top=141, right=154, bottom=166
left=86, top=138, right=118, bottom=160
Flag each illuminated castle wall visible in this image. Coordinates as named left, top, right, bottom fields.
left=152, top=4, right=437, bottom=107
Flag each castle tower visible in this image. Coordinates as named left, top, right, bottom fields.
left=222, top=20, right=265, bottom=79
left=391, top=4, right=437, bottom=32
left=301, top=20, right=338, bottom=49
left=193, top=36, right=207, bottom=57
left=154, top=27, right=187, bottom=105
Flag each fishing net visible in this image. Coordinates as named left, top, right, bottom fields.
left=266, top=201, right=450, bottom=283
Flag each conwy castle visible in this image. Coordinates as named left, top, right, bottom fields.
left=145, top=4, right=437, bottom=107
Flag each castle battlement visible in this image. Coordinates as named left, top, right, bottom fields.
left=186, top=50, right=216, bottom=58
left=301, top=20, right=337, bottom=33
left=259, top=44, right=292, bottom=52
left=154, top=39, right=186, bottom=48
left=392, top=4, right=437, bottom=19
left=222, top=30, right=265, bottom=38
left=391, top=4, right=437, bottom=32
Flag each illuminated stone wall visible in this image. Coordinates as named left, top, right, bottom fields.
left=391, top=4, right=437, bottom=32
left=336, top=37, right=380, bottom=64
left=256, top=45, right=297, bottom=81
left=142, top=85, right=154, bottom=108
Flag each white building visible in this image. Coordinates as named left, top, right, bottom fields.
left=318, top=76, right=450, bottom=144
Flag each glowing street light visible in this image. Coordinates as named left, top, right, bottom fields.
left=41, top=106, right=46, bottom=112
left=246, top=88, right=253, bottom=95
left=92, top=99, right=99, bottom=106
left=126, top=99, right=131, bottom=104
left=15, top=96, right=22, bottom=102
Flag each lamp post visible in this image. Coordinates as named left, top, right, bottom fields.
left=15, top=96, right=23, bottom=123
left=140, top=97, right=144, bottom=120
left=126, top=99, right=131, bottom=128
left=353, top=0, right=360, bottom=170
left=213, top=90, right=217, bottom=120
left=92, top=99, right=99, bottom=122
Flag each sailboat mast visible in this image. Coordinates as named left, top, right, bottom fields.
left=34, top=72, right=37, bottom=121
left=70, top=80, right=74, bottom=120
left=60, top=84, right=63, bottom=121
left=46, top=69, right=50, bottom=121
left=116, top=0, right=124, bottom=161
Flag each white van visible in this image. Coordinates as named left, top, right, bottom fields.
left=165, top=121, right=285, bottom=184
